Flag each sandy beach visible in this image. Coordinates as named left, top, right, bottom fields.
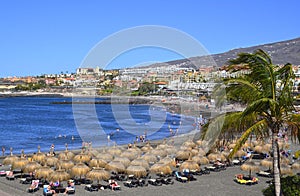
left=0, top=161, right=272, bottom=196
left=1, top=134, right=292, bottom=196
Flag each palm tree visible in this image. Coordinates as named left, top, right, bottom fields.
left=201, top=49, right=300, bottom=196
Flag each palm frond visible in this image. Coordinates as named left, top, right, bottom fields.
left=242, top=98, right=277, bottom=118
left=286, top=113, right=300, bottom=143
left=228, top=119, right=268, bottom=159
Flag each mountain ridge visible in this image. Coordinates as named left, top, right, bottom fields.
left=140, top=37, right=300, bottom=69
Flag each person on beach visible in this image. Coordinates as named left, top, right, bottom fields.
left=109, top=180, right=119, bottom=191
left=50, top=144, right=55, bottom=155
left=107, top=134, right=111, bottom=144
left=63, top=180, right=75, bottom=194
left=46, top=185, right=57, bottom=195
left=1, top=146, right=5, bottom=156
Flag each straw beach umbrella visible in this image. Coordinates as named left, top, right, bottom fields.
left=120, top=151, right=138, bottom=161
left=89, top=158, right=107, bottom=168
left=241, top=161, right=259, bottom=178
left=73, top=149, right=92, bottom=163
left=11, top=150, right=29, bottom=171
left=107, top=145, right=122, bottom=156
left=35, top=165, right=54, bottom=179
left=196, top=140, right=208, bottom=147
left=291, top=161, right=300, bottom=171
left=32, top=146, right=46, bottom=163
left=207, top=152, right=226, bottom=162
left=234, top=150, right=247, bottom=158
left=126, top=165, right=147, bottom=178
left=43, top=155, right=58, bottom=167
left=176, top=150, right=191, bottom=161
left=159, top=156, right=176, bottom=167
left=278, top=141, right=290, bottom=150
left=179, top=158, right=200, bottom=172
left=23, top=161, right=42, bottom=174
left=130, top=158, right=149, bottom=170
left=141, top=153, right=158, bottom=164
left=113, top=157, right=131, bottom=167
left=192, top=156, right=209, bottom=165
left=105, top=161, right=126, bottom=173
left=58, top=144, right=75, bottom=160
left=49, top=168, right=70, bottom=182
left=57, top=159, right=74, bottom=171
left=70, top=162, right=90, bottom=179
left=182, top=139, right=197, bottom=148
left=165, top=145, right=177, bottom=155
left=96, top=151, right=113, bottom=162
left=86, top=168, right=110, bottom=183
left=254, top=145, right=263, bottom=153
left=150, top=163, right=172, bottom=175
left=3, top=148, right=19, bottom=165
left=280, top=164, right=293, bottom=176
left=280, top=157, right=290, bottom=165
left=141, top=142, right=153, bottom=152
left=151, top=148, right=167, bottom=158
left=262, top=143, right=272, bottom=153
left=260, top=157, right=273, bottom=170
left=129, top=143, right=142, bottom=154
left=198, top=148, right=206, bottom=156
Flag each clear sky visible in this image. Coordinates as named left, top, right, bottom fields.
left=0, top=0, right=299, bottom=77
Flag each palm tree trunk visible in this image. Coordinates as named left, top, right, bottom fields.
left=272, top=132, right=281, bottom=196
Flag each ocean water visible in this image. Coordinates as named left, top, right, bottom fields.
left=0, top=97, right=196, bottom=155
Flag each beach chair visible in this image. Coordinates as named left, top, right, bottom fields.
left=65, top=180, right=75, bottom=194
left=256, top=170, right=273, bottom=178
left=108, top=180, right=121, bottom=190
left=0, top=170, right=6, bottom=177
left=43, top=185, right=56, bottom=196
left=85, top=184, right=99, bottom=192
left=159, top=177, right=174, bottom=185
left=148, top=178, right=162, bottom=186
left=123, top=180, right=138, bottom=188
left=27, top=180, right=39, bottom=193
left=6, top=171, right=15, bottom=180
left=20, top=177, right=32, bottom=184
left=174, top=171, right=188, bottom=183
left=205, top=166, right=220, bottom=172
left=232, top=159, right=242, bottom=165
left=190, top=169, right=202, bottom=176
left=234, top=174, right=258, bottom=185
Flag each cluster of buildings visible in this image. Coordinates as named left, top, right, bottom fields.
left=1, top=63, right=300, bottom=97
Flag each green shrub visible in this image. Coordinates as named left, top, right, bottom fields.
left=262, top=175, right=300, bottom=196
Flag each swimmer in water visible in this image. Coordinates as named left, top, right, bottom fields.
left=71, top=136, right=74, bottom=141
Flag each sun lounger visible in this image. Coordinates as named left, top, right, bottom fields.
left=123, top=180, right=138, bottom=188
left=6, top=171, right=15, bottom=180
left=232, top=159, right=242, bottom=165
left=20, top=177, right=32, bottom=184
left=108, top=180, right=121, bottom=190
left=85, top=184, right=99, bottom=192
left=0, top=170, right=6, bottom=177
left=65, top=180, right=75, bottom=194
left=205, top=166, right=221, bottom=172
left=43, top=185, right=56, bottom=196
left=234, top=174, right=258, bottom=185
left=148, top=178, right=163, bottom=186
left=159, top=177, right=174, bottom=185
left=256, top=171, right=273, bottom=178
left=174, top=171, right=188, bottom=183
left=28, top=180, right=39, bottom=193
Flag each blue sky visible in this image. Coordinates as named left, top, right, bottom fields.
left=0, top=0, right=299, bottom=77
